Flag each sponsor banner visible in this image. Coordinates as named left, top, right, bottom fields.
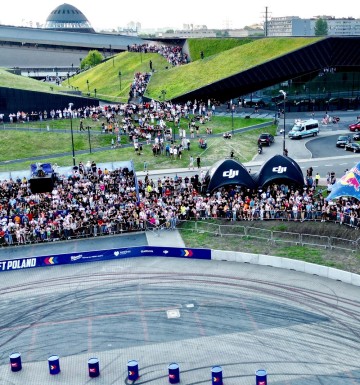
left=0, top=247, right=211, bottom=273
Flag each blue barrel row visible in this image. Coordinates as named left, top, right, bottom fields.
left=10, top=353, right=267, bottom=384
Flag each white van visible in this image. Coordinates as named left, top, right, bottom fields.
left=288, top=119, right=319, bottom=139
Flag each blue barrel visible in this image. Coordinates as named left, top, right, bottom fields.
left=128, top=360, right=139, bottom=381
left=211, top=366, right=223, bottom=385
left=9, top=352, right=22, bottom=372
left=48, top=355, right=60, bottom=375
left=88, top=358, right=100, bottom=378
left=168, top=363, right=180, bottom=384
left=256, top=369, right=267, bottom=385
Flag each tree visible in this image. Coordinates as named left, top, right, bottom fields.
left=314, top=18, right=328, bottom=36
left=80, top=50, right=104, bottom=69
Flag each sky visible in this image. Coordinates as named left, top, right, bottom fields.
left=0, top=0, right=358, bottom=31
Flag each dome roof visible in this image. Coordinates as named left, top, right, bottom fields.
left=44, top=3, right=95, bottom=33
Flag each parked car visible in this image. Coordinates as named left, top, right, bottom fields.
left=336, top=135, right=351, bottom=148
left=353, top=133, right=360, bottom=141
left=349, top=121, right=360, bottom=132
left=345, top=142, right=360, bottom=153
left=257, top=133, right=274, bottom=146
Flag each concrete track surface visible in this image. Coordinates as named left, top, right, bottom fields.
left=0, top=256, right=359, bottom=385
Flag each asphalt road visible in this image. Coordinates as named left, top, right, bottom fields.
left=0, top=257, right=359, bottom=385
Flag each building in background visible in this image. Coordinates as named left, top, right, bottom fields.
left=267, top=16, right=360, bottom=36
left=44, top=3, right=95, bottom=33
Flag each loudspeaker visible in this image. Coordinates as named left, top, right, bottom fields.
left=30, top=175, right=54, bottom=193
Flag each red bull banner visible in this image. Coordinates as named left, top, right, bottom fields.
left=326, top=163, right=360, bottom=201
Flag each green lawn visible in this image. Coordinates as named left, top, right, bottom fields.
left=0, top=118, right=276, bottom=172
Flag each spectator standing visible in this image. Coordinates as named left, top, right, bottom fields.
left=189, top=155, right=194, bottom=170
left=196, top=155, right=201, bottom=168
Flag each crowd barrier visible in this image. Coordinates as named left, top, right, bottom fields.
left=0, top=246, right=211, bottom=273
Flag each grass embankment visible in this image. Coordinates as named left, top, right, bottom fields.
left=0, top=37, right=321, bottom=103
left=145, top=37, right=321, bottom=100
left=179, top=220, right=360, bottom=274
left=68, top=52, right=169, bottom=102
left=0, top=68, right=74, bottom=95
left=0, top=116, right=274, bottom=172
left=187, top=38, right=254, bottom=61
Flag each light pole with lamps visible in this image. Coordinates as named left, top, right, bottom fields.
left=231, top=104, right=235, bottom=136
left=68, top=103, right=76, bottom=166
left=279, top=90, right=287, bottom=155
left=86, top=126, right=92, bottom=153
left=118, top=71, right=122, bottom=91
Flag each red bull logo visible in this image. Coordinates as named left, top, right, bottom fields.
left=340, top=171, right=360, bottom=190
left=11, top=362, right=18, bottom=367
left=169, top=374, right=176, bottom=379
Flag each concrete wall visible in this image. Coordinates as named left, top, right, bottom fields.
left=212, top=249, right=360, bottom=287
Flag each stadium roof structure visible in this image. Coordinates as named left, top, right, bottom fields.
left=44, top=3, right=95, bottom=33
left=0, top=25, right=145, bottom=51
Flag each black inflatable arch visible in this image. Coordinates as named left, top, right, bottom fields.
left=205, top=159, right=256, bottom=193
left=253, top=155, right=304, bottom=188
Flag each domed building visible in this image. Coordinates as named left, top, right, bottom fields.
left=44, top=3, right=95, bottom=33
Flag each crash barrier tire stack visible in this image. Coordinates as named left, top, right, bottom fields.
left=7, top=354, right=268, bottom=383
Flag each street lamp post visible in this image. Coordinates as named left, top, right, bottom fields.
left=86, top=126, right=92, bottom=153
left=279, top=90, right=287, bottom=155
left=110, top=44, right=114, bottom=67
left=68, top=103, right=76, bottom=166
left=231, top=104, right=235, bottom=136
left=118, top=71, right=122, bottom=91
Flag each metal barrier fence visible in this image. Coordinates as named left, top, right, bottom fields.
left=1, top=216, right=359, bottom=252
left=178, top=220, right=360, bottom=252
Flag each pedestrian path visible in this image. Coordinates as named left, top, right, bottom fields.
left=146, top=228, right=185, bottom=248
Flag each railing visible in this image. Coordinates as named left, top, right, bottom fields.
left=177, top=220, right=360, bottom=253
left=1, top=214, right=359, bottom=252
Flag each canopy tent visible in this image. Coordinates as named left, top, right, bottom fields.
left=204, top=158, right=256, bottom=193
left=326, top=162, right=360, bottom=201
left=252, top=155, right=304, bottom=189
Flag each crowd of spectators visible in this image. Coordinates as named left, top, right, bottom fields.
left=0, top=158, right=359, bottom=247
left=1, top=96, right=359, bottom=246
left=127, top=43, right=188, bottom=66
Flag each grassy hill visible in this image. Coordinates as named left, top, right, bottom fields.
left=0, top=37, right=322, bottom=104
left=187, top=38, right=254, bottom=61
left=68, top=52, right=170, bottom=102
left=145, top=37, right=321, bottom=100
left=0, top=68, right=69, bottom=94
